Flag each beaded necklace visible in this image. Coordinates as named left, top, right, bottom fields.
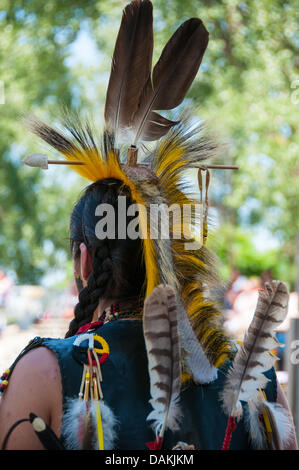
left=75, top=302, right=143, bottom=335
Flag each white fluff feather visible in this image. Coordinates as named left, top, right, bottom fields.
left=263, top=401, right=295, bottom=449
left=177, top=299, right=218, bottom=384
left=62, top=398, right=118, bottom=450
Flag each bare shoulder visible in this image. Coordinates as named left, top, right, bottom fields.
left=0, top=346, right=62, bottom=449
left=2, top=346, right=61, bottom=400
left=13, top=345, right=61, bottom=381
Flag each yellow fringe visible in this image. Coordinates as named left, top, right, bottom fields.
left=96, top=401, right=104, bottom=450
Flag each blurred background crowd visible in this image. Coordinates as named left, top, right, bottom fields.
left=1, top=266, right=298, bottom=375
left=0, top=0, right=298, bottom=437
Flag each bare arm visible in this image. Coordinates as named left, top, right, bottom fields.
left=0, top=347, right=62, bottom=450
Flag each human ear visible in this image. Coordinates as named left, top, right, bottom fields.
left=79, top=242, right=93, bottom=284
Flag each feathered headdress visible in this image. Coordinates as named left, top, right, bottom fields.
left=23, top=0, right=236, bottom=377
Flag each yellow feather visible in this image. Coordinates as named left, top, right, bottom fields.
left=153, top=135, right=234, bottom=367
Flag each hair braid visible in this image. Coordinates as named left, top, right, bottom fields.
left=65, top=242, right=113, bottom=338
left=65, top=178, right=146, bottom=338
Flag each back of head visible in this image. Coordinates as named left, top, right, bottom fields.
left=65, top=178, right=146, bottom=338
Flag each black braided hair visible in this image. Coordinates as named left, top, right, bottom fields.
left=65, top=178, right=146, bottom=338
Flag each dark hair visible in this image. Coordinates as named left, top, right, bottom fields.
left=65, top=178, right=146, bottom=338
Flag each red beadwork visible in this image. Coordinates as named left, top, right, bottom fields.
left=99, top=352, right=109, bottom=365
left=146, top=436, right=163, bottom=450
left=76, top=320, right=104, bottom=335
left=221, top=416, right=237, bottom=450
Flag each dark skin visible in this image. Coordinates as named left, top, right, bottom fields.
left=0, top=243, right=297, bottom=449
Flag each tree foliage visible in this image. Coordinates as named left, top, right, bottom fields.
left=0, top=1, right=99, bottom=282
left=0, top=0, right=298, bottom=287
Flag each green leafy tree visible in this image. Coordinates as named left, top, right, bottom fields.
left=0, top=0, right=298, bottom=290
left=0, top=1, right=100, bottom=283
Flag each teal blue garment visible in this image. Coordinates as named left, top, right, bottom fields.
left=40, top=320, right=277, bottom=450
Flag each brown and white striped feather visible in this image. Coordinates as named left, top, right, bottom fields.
left=143, top=284, right=182, bottom=435
left=221, top=281, right=289, bottom=419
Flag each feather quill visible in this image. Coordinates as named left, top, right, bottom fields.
left=104, top=0, right=153, bottom=144
left=133, top=18, right=209, bottom=144
left=143, top=284, right=182, bottom=437
left=221, top=280, right=289, bottom=420
left=140, top=112, right=178, bottom=142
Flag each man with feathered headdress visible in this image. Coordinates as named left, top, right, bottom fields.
left=0, top=0, right=297, bottom=450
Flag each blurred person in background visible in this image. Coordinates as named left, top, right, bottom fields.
left=0, top=270, right=13, bottom=336
left=0, top=270, right=13, bottom=309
